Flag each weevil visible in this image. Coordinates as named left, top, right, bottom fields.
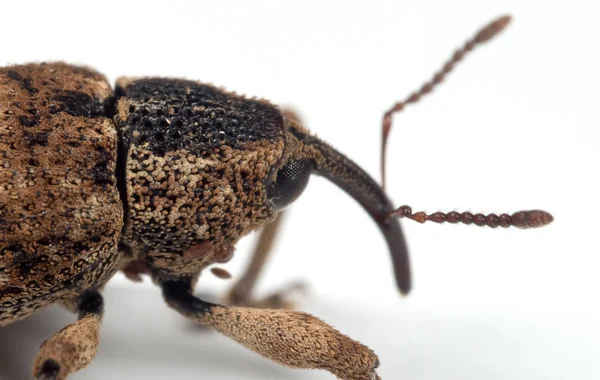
left=0, top=15, right=553, bottom=380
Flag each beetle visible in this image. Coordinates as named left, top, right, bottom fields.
left=0, top=15, right=552, bottom=380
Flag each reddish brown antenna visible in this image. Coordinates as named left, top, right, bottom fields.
left=381, top=15, right=511, bottom=189
left=389, top=205, right=553, bottom=229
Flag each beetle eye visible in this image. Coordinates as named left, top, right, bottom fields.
left=267, top=160, right=312, bottom=210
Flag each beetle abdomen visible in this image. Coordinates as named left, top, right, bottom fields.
left=0, top=63, right=123, bottom=325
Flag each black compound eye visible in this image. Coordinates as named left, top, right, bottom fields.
left=268, top=160, right=312, bottom=210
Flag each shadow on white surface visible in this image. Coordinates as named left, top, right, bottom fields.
left=0, top=283, right=597, bottom=380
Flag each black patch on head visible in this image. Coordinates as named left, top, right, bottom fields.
left=117, top=78, right=284, bottom=155
left=53, top=90, right=106, bottom=117
left=6, top=70, right=38, bottom=94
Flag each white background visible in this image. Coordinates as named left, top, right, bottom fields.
left=1, top=1, right=598, bottom=379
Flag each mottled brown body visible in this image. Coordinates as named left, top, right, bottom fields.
left=0, top=61, right=389, bottom=380
left=0, top=16, right=552, bottom=380
left=0, top=62, right=393, bottom=380
left=0, top=63, right=122, bottom=326
left=0, top=64, right=296, bottom=322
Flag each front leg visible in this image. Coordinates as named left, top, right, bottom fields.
left=163, top=280, right=380, bottom=380
left=33, top=291, right=103, bottom=380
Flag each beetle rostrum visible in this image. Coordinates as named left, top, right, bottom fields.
left=0, top=14, right=552, bottom=380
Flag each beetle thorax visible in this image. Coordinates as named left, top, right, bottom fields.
left=115, top=78, right=286, bottom=280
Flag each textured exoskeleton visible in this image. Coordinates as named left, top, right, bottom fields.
left=0, top=64, right=123, bottom=323
left=0, top=15, right=553, bottom=380
left=0, top=62, right=405, bottom=380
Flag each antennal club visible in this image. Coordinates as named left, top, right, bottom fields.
left=389, top=205, right=553, bottom=229
left=381, top=15, right=512, bottom=189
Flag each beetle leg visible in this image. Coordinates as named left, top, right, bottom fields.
left=226, top=211, right=306, bottom=309
left=225, top=107, right=309, bottom=309
left=164, top=280, right=380, bottom=380
left=32, top=291, right=103, bottom=380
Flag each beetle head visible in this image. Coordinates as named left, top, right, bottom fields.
left=119, top=14, right=552, bottom=290
left=118, top=78, right=408, bottom=289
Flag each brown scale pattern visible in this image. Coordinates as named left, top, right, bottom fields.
left=121, top=141, right=285, bottom=280
left=32, top=313, right=102, bottom=380
left=0, top=63, right=389, bottom=380
left=0, top=63, right=123, bottom=326
left=187, top=305, right=380, bottom=380
left=116, top=79, right=286, bottom=281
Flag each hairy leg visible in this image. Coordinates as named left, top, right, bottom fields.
left=32, top=291, right=103, bottom=380
left=164, top=280, right=380, bottom=380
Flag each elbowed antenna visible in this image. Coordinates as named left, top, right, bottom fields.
left=376, top=14, right=553, bottom=231
left=281, top=15, right=552, bottom=296
left=290, top=127, right=412, bottom=295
